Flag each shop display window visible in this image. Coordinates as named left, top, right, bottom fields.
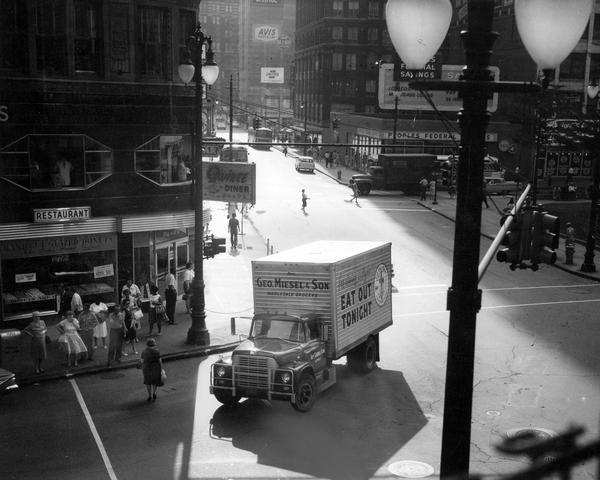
left=0, top=134, right=113, bottom=191
left=2, top=250, right=116, bottom=321
left=135, top=135, right=193, bottom=185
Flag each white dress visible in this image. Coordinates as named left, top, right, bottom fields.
left=57, top=319, right=87, bottom=355
left=90, top=302, right=108, bottom=338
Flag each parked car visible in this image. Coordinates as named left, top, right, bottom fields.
left=486, top=178, right=521, bottom=195
left=0, top=368, right=18, bottom=395
left=295, top=155, right=314, bottom=173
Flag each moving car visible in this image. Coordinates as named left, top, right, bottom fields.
left=486, top=178, right=521, bottom=195
left=295, top=155, right=314, bottom=173
left=0, top=368, right=18, bottom=395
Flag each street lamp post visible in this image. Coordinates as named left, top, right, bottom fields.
left=178, top=23, right=219, bottom=346
left=300, top=103, right=308, bottom=154
left=385, top=0, right=593, bottom=477
left=581, top=85, right=599, bottom=273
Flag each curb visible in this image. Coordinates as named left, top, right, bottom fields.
left=18, top=341, right=240, bottom=387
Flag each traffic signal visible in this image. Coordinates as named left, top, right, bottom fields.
left=496, top=211, right=532, bottom=269
left=212, top=236, right=226, bottom=255
left=203, top=237, right=214, bottom=259
left=530, top=211, right=560, bottom=265
left=253, top=117, right=261, bottom=129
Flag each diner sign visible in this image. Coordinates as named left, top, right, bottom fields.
left=34, top=206, right=91, bottom=223
left=202, top=162, right=256, bottom=203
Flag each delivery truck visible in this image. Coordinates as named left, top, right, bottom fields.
left=210, top=240, right=393, bottom=412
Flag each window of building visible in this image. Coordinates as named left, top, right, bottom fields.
left=368, top=1, right=380, bottom=17
left=74, top=0, right=102, bottom=74
left=332, top=26, right=343, bottom=40
left=348, top=1, right=360, bottom=17
left=0, top=134, right=113, bottom=190
left=366, top=79, right=377, bottom=94
left=35, top=0, right=68, bottom=75
left=382, top=28, right=392, bottom=45
left=213, top=16, right=220, bottom=25
left=367, top=28, right=378, bottom=42
left=346, top=53, right=357, bottom=71
left=135, top=135, right=193, bottom=185
left=179, top=10, right=195, bottom=64
left=333, top=0, right=344, bottom=16
left=347, top=27, right=359, bottom=41
left=0, top=0, right=28, bottom=71
left=344, top=80, right=356, bottom=96
left=333, top=53, right=343, bottom=71
left=137, top=6, right=169, bottom=78
left=331, top=79, right=343, bottom=96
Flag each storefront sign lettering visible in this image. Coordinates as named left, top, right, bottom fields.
left=0, top=233, right=117, bottom=259
left=0, top=105, right=8, bottom=122
left=94, top=264, right=114, bottom=279
left=33, top=206, right=92, bottom=223
left=339, top=282, right=374, bottom=329
left=15, top=273, right=36, bottom=283
left=254, top=25, right=279, bottom=41
left=203, top=162, right=256, bottom=203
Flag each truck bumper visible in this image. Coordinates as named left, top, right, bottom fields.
left=210, top=384, right=294, bottom=402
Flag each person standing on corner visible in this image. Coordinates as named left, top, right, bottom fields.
left=106, top=305, right=126, bottom=366
left=70, top=287, right=83, bottom=316
left=23, top=311, right=47, bottom=374
left=90, top=297, right=108, bottom=349
left=141, top=337, right=163, bottom=402
left=228, top=213, right=240, bottom=249
left=419, top=177, right=429, bottom=201
left=148, top=285, right=163, bottom=336
left=164, top=268, right=177, bottom=325
left=77, top=304, right=98, bottom=361
left=182, top=262, right=194, bottom=314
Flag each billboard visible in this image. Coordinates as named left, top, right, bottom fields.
left=378, top=63, right=499, bottom=112
left=202, top=161, right=256, bottom=204
left=253, top=0, right=283, bottom=4
left=254, top=25, right=280, bottom=42
left=261, top=67, right=284, bottom=84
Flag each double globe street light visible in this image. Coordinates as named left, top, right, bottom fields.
left=384, top=0, right=593, bottom=477
left=178, top=23, right=219, bottom=346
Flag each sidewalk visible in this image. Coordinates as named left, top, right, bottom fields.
left=7, top=201, right=265, bottom=386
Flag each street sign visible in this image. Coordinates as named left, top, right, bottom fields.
left=378, top=63, right=499, bottom=112
left=203, top=145, right=221, bottom=156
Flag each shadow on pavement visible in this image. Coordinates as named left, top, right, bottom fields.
left=209, top=365, right=426, bottom=480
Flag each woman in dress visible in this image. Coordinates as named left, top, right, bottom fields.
left=121, top=297, right=138, bottom=355
left=141, top=338, right=162, bottom=402
left=23, top=311, right=47, bottom=374
left=148, top=285, right=163, bottom=336
left=106, top=305, right=126, bottom=366
left=90, top=298, right=108, bottom=349
left=56, top=310, right=87, bottom=367
left=77, top=305, right=98, bottom=361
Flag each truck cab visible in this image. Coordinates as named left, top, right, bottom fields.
left=211, top=313, right=334, bottom=412
left=348, top=166, right=385, bottom=195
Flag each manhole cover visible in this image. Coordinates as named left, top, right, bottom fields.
left=505, top=427, right=558, bottom=462
left=99, top=372, right=125, bottom=380
left=486, top=410, right=501, bottom=416
left=388, top=460, right=435, bottom=478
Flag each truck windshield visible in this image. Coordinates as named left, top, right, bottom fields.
left=250, top=317, right=306, bottom=343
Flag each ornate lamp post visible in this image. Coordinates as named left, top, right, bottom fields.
left=178, top=23, right=219, bottom=345
left=385, top=0, right=592, bottom=477
left=300, top=102, right=308, bottom=154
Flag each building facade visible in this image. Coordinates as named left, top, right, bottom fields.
left=0, top=0, right=212, bottom=325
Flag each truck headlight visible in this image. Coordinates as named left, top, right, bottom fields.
left=281, top=372, right=292, bottom=384
left=215, top=366, right=227, bottom=377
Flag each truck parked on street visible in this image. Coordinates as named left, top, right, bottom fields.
left=210, top=240, right=393, bottom=412
left=349, top=153, right=437, bottom=195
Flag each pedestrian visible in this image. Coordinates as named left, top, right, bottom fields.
left=70, top=287, right=83, bottom=316
left=164, top=268, right=177, bottom=325
left=77, top=305, right=98, bottom=361
left=22, top=311, right=47, bottom=374
left=301, top=189, right=308, bottom=211
left=90, top=298, right=108, bottom=349
left=325, top=151, right=330, bottom=168
left=148, top=285, right=163, bottom=336
left=140, top=338, right=163, bottom=402
left=106, top=305, right=125, bottom=366
left=351, top=182, right=359, bottom=204
left=419, top=177, right=429, bottom=200
left=58, top=285, right=72, bottom=316
left=56, top=311, right=87, bottom=368
left=228, top=213, right=240, bottom=249
left=482, top=180, right=489, bottom=208
left=122, top=298, right=138, bottom=355
left=182, top=262, right=194, bottom=314
left=121, top=279, right=141, bottom=307
left=448, top=183, right=456, bottom=199
left=283, top=145, right=288, bottom=157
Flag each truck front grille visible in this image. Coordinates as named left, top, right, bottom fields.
left=234, top=355, right=270, bottom=389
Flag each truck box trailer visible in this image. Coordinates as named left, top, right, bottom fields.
left=210, top=240, right=393, bottom=412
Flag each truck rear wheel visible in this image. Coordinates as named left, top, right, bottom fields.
left=292, top=373, right=317, bottom=412
left=347, top=336, right=378, bottom=373
left=214, top=389, right=241, bottom=406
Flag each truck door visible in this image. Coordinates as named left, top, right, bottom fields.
left=304, top=323, right=327, bottom=372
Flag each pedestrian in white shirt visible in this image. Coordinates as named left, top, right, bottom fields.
left=70, top=288, right=83, bottom=315
left=182, top=262, right=194, bottom=313
left=164, top=268, right=177, bottom=324
left=121, top=279, right=141, bottom=306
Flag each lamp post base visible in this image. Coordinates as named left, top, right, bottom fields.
left=187, top=327, right=210, bottom=346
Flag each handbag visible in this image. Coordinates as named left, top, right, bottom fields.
left=160, top=368, right=167, bottom=385
left=133, top=308, right=143, bottom=321
left=155, top=303, right=166, bottom=315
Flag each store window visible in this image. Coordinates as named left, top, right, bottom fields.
left=0, top=0, right=28, bottom=72
left=135, top=135, right=193, bottom=185
left=137, top=6, right=169, bottom=78
left=35, top=0, right=68, bottom=75
left=74, top=0, right=102, bottom=74
left=0, top=134, right=113, bottom=191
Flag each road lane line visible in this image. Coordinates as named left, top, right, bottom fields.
left=69, top=379, right=118, bottom=480
left=392, top=297, right=600, bottom=318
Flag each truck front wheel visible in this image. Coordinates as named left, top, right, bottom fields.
left=347, top=336, right=378, bottom=373
left=213, top=389, right=241, bottom=406
left=359, top=184, right=371, bottom=195
left=292, top=373, right=317, bottom=412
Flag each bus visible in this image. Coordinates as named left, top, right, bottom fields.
left=248, top=127, right=273, bottom=150
left=219, top=145, right=249, bottom=163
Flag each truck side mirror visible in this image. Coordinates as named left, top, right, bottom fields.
left=230, top=317, right=236, bottom=335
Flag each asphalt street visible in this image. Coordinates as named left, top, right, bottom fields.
left=2, top=140, right=599, bottom=480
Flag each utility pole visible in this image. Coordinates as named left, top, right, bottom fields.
left=229, top=74, right=233, bottom=145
